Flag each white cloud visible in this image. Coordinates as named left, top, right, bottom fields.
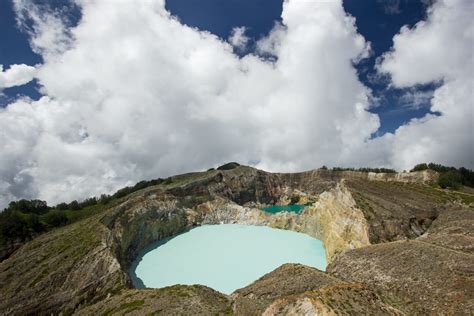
left=228, top=26, right=249, bottom=50
left=13, top=0, right=74, bottom=59
left=378, top=0, right=474, bottom=169
left=0, top=0, right=471, bottom=208
left=0, top=64, right=36, bottom=89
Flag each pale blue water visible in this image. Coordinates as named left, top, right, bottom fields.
left=130, top=224, right=326, bottom=294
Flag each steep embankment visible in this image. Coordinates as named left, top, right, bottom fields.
left=0, top=165, right=472, bottom=315
left=328, top=205, right=474, bottom=315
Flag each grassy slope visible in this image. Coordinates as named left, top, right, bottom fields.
left=0, top=210, right=124, bottom=314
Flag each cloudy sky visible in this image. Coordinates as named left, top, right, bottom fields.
left=0, top=0, right=472, bottom=208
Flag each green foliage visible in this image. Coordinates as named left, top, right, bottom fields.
left=103, top=300, right=145, bottom=316
left=217, top=162, right=240, bottom=170
left=410, top=162, right=474, bottom=189
left=163, top=178, right=173, bottom=185
left=459, top=167, right=474, bottom=187
left=0, top=176, right=166, bottom=248
left=98, top=194, right=112, bottom=204
left=56, top=202, right=69, bottom=210
left=411, top=163, right=429, bottom=172
left=438, top=170, right=463, bottom=190
left=69, top=200, right=81, bottom=211
left=7, top=199, right=50, bottom=215
left=43, top=210, right=69, bottom=227
left=0, top=211, right=29, bottom=241
left=25, top=213, right=45, bottom=233
left=332, top=167, right=396, bottom=173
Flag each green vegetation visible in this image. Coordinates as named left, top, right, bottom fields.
left=0, top=200, right=99, bottom=249
left=411, top=163, right=474, bottom=189
left=102, top=300, right=145, bottom=316
left=217, top=162, right=240, bottom=170
left=0, top=177, right=166, bottom=252
left=331, top=167, right=397, bottom=173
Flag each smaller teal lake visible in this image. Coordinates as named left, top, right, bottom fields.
left=130, top=224, right=326, bottom=294
left=261, top=204, right=307, bottom=214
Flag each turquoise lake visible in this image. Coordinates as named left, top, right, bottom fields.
left=130, top=224, right=326, bottom=294
left=261, top=204, right=307, bottom=213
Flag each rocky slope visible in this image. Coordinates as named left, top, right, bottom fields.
left=0, top=165, right=472, bottom=315
left=231, top=263, right=404, bottom=315
left=76, top=285, right=232, bottom=315
left=327, top=204, right=474, bottom=315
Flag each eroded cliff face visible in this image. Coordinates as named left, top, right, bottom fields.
left=296, top=182, right=370, bottom=262
left=103, top=177, right=369, bottom=271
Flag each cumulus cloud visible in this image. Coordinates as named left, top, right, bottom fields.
left=0, top=64, right=36, bottom=89
left=378, top=0, right=474, bottom=169
left=228, top=26, right=249, bottom=50
left=0, top=0, right=380, bottom=208
left=0, top=0, right=471, bottom=208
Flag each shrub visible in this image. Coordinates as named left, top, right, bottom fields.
left=411, top=163, right=429, bottom=172
left=217, top=162, right=240, bottom=170
left=43, top=210, right=69, bottom=227
left=438, top=170, right=463, bottom=190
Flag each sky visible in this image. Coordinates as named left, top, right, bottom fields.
left=0, top=0, right=472, bottom=208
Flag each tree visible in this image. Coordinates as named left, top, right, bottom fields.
left=56, top=202, right=69, bottom=210
left=438, top=170, right=463, bottom=189
left=411, top=163, right=429, bottom=172
left=0, top=211, right=29, bottom=242
left=68, top=200, right=81, bottom=211
left=7, top=199, right=49, bottom=215
left=43, top=210, right=69, bottom=227
left=25, top=213, right=45, bottom=234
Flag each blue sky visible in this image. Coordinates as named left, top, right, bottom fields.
left=2, top=0, right=435, bottom=134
